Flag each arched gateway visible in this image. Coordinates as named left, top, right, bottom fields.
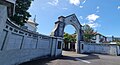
left=51, top=14, right=83, bottom=53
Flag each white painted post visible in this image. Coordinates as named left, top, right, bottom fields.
left=68, top=43, right=70, bottom=50
left=117, top=46, right=120, bottom=55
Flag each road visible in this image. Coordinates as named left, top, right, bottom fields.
left=20, top=51, right=120, bottom=65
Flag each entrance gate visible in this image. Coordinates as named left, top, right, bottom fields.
left=51, top=14, right=83, bottom=53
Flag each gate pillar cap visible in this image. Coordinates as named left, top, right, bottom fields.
left=58, top=16, right=65, bottom=19
left=58, top=16, right=65, bottom=22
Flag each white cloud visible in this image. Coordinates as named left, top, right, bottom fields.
left=96, top=10, right=100, bottom=13
left=69, top=0, right=80, bottom=6
left=86, top=14, right=100, bottom=28
left=80, top=6, right=83, bottom=8
left=81, top=22, right=100, bottom=28
left=48, top=0, right=59, bottom=6
left=81, top=23, right=86, bottom=26
left=96, top=6, right=100, bottom=13
left=79, top=0, right=87, bottom=8
left=82, top=0, right=87, bottom=4
left=69, top=0, right=87, bottom=7
left=118, top=6, right=120, bottom=10
left=87, top=22, right=100, bottom=28
left=79, top=16, right=83, bottom=19
left=96, top=6, right=100, bottom=9
left=86, top=14, right=100, bottom=22
left=62, top=7, right=68, bottom=10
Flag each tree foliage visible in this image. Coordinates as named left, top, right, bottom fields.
left=64, top=33, right=70, bottom=44
left=63, top=33, right=76, bottom=44
left=10, top=0, right=33, bottom=26
left=82, top=24, right=96, bottom=42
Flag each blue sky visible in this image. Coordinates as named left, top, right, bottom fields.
left=28, top=0, right=120, bottom=37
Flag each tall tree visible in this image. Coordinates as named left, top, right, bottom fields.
left=64, top=33, right=70, bottom=44
left=63, top=33, right=76, bottom=44
left=70, top=34, right=76, bottom=43
left=63, top=33, right=77, bottom=50
left=10, top=0, right=33, bottom=26
left=82, top=24, right=96, bottom=42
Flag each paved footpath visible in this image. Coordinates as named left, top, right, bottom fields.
left=19, top=51, right=120, bottom=65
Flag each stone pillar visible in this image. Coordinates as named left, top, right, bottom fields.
left=76, top=32, right=81, bottom=53
left=76, top=29, right=83, bottom=53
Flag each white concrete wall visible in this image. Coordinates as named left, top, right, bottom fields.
left=0, top=5, right=63, bottom=65
left=0, top=20, right=62, bottom=65
left=0, top=5, right=7, bottom=47
left=82, top=43, right=118, bottom=55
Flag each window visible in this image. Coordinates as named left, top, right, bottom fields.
left=58, top=41, right=62, bottom=49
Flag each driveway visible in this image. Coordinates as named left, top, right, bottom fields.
left=19, top=51, right=120, bottom=65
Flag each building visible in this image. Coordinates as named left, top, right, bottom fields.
left=92, top=34, right=120, bottom=43
left=113, top=37, right=120, bottom=41
left=106, top=36, right=113, bottom=42
left=24, top=19, right=38, bottom=32
left=91, top=33, right=107, bottom=43
left=107, top=36, right=120, bottom=42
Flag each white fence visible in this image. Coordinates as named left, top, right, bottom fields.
left=0, top=4, right=63, bottom=65
left=82, top=43, right=120, bottom=55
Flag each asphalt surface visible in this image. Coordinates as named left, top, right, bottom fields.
left=19, top=51, right=120, bottom=65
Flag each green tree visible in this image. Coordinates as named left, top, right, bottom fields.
left=63, top=33, right=76, bottom=50
left=10, top=0, right=33, bottom=26
left=64, top=33, right=70, bottom=44
left=82, top=24, right=96, bottom=42
left=70, top=34, right=76, bottom=43
left=63, top=33, right=76, bottom=44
